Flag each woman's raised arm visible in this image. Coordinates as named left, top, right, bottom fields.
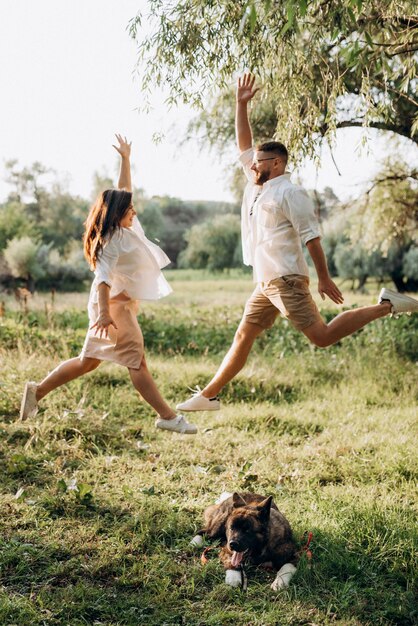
left=113, top=133, right=132, bottom=192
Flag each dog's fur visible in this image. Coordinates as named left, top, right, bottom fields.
left=196, top=492, right=298, bottom=590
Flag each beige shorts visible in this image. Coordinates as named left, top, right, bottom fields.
left=244, top=275, right=322, bottom=331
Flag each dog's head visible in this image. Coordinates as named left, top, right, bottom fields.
left=225, top=493, right=273, bottom=567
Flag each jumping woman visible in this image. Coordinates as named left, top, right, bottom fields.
left=20, top=134, right=197, bottom=434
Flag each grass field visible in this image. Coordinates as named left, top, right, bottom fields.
left=0, top=271, right=417, bottom=625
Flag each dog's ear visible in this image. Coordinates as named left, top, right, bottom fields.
left=232, top=493, right=247, bottom=508
left=256, top=495, right=273, bottom=519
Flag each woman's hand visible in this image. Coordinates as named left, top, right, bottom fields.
left=113, top=134, right=132, bottom=159
left=90, top=313, right=118, bottom=339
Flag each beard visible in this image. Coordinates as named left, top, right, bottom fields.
left=254, top=169, right=271, bottom=186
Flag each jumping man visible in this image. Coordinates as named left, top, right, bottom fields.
left=177, top=73, right=418, bottom=413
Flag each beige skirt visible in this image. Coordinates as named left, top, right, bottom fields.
left=80, top=294, right=144, bottom=369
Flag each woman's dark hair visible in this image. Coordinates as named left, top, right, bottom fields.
left=83, top=188, right=132, bottom=269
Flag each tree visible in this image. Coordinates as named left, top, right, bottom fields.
left=0, top=201, right=37, bottom=251
left=321, top=153, right=418, bottom=291
left=40, top=241, right=91, bottom=291
left=179, top=213, right=242, bottom=270
left=3, top=236, right=48, bottom=292
left=350, top=156, right=418, bottom=253
left=2, top=161, right=89, bottom=253
left=130, top=1, right=417, bottom=160
left=36, top=185, right=88, bottom=253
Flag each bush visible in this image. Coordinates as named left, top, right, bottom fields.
left=3, top=236, right=48, bottom=290
left=179, top=214, right=241, bottom=271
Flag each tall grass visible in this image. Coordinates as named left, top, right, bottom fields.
left=0, top=273, right=417, bottom=625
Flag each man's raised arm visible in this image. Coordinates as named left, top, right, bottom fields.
left=235, top=73, right=260, bottom=153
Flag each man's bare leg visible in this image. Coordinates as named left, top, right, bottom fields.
left=202, top=321, right=264, bottom=398
left=303, top=302, right=391, bottom=348
left=203, top=302, right=391, bottom=396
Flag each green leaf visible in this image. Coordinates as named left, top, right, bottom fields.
left=347, top=7, right=356, bottom=23
left=76, top=483, right=94, bottom=501
left=331, top=27, right=340, bottom=42
left=280, top=1, right=297, bottom=36
left=280, top=19, right=293, bottom=36
left=239, top=461, right=253, bottom=476
left=57, top=478, right=67, bottom=493
left=365, top=31, right=373, bottom=46
left=287, top=1, right=296, bottom=24
left=249, top=2, right=257, bottom=34
left=299, top=0, right=308, bottom=17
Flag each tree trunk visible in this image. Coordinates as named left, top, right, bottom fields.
left=26, top=275, right=35, bottom=294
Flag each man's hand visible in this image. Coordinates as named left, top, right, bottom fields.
left=90, top=313, right=118, bottom=339
left=113, top=133, right=131, bottom=159
left=318, top=277, right=344, bottom=304
left=237, top=73, right=260, bottom=104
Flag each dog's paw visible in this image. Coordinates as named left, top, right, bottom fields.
left=271, top=563, right=297, bottom=591
left=225, top=569, right=242, bottom=587
left=190, top=534, right=204, bottom=547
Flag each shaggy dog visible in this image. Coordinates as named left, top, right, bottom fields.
left=191, top=492, right=298, bottom=590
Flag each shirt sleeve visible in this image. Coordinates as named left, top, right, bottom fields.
left=131, top=216, right=171, bottom=269
left=238, top=147, right=255, bottom=183
left=282, top=188, right=320, bottom=245
left=94, top=236, right=119, bottom=288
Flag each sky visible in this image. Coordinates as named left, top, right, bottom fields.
left=0, top=0, right=416, bottom=205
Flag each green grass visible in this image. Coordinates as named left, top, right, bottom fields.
left=0, top=272, right=417, bottom=625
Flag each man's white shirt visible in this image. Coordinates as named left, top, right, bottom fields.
left=239, top=148, right=320, bottom=283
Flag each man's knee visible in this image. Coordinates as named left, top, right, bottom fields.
left=234, top=322, right=264, bottom=344
left=309, top=335, right=330, bottom=348
left=302, top=323, right=331, bottom=348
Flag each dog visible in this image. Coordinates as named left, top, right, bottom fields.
left=191, top=492, right=298, bottom=590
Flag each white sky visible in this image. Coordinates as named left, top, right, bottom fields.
left=0, top=0, right=416, bottom=205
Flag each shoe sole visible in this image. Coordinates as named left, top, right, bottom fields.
left=379, top=290, right=418, bottom=313
left=176, top=405, right=220, bottom=412
left=19, top=384, right=38, bottom=420
left=20, top=385, right=32, bottom=420
left=156, top=425, right=197, bottom=435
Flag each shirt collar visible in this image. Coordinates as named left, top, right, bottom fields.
left=262, top=172, right=291, bottom=189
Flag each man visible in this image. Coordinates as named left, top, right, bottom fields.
left=177, top=73, right=418, bottom=413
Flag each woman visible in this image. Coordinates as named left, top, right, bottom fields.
left=19, top=135, right=197, bottom=435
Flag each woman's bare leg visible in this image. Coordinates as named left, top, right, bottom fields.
left=129, top=357, right=176, bottom=419
left=36, top=357, right=101, bottom=401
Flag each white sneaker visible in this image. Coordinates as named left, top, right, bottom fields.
left=155, top=414, right=197, bottom=435
left=176, top=387, right=221, bottom=412
left=20, top=381, right=39, bottom=420
left=378, top=288, right=418, bottom=314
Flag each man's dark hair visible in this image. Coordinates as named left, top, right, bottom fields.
left=256, top=141, right=288, bottom=164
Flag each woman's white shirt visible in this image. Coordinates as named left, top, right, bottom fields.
left=90, top=216, right=172, bottom=303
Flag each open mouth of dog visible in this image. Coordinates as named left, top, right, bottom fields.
left=230, top=549, right=249, bottom=567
